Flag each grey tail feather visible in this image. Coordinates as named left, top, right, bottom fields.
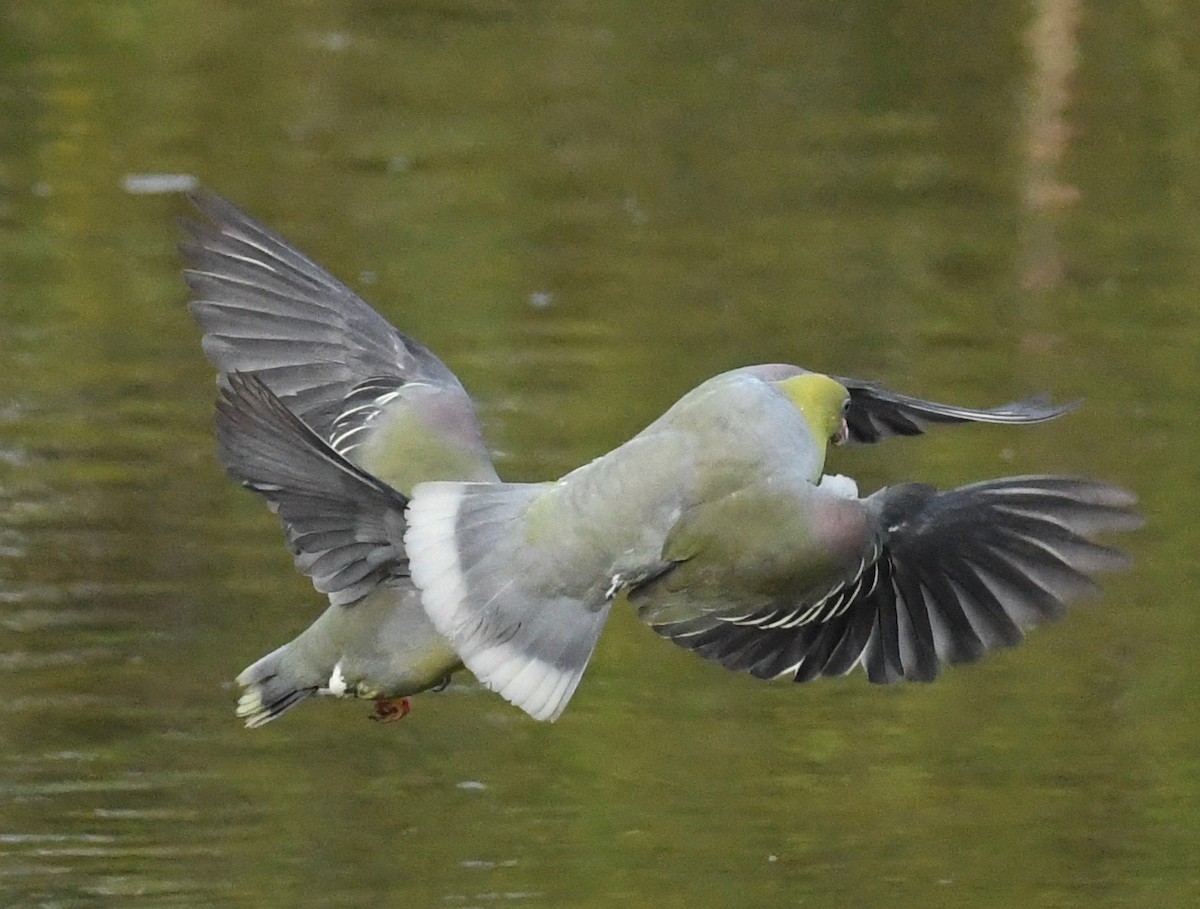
left=406, top=480, right=611, bottom=722
left=234, top=646, right=320, bottom=728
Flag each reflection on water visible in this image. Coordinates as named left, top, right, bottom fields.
left=1, top=1, right=1197, bottom=907
left=1018, top=0, right=1080, bottom=291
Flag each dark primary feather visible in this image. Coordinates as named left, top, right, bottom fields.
left=182, top=190, right=468, bottom=440
left=214, top=372, right=410, bottom=608
left=647, top=477, right=1141, bottom=684
left=835, top=377, right=1079, bottom=444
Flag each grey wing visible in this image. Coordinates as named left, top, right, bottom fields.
left=835, top=377, right=1078, bottom=444
left=215, top=372, right=410, bottom=608
left=182, top=189, right=468, bottom=440
left=644, top=477, right=1140, bottom=684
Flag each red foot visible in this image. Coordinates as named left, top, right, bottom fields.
left=370, top=697, right=412, bottom=723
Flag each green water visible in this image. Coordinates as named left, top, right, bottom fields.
left=0, top=2, right=1195, bottom=906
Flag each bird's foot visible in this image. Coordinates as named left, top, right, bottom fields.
left=369, top=697, right=411, bottom=723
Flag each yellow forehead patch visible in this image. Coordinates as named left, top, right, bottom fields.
left=775, top=373, right=850, bottom=439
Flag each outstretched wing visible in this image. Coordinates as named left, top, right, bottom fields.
left=182, top=190, right=497, bottom=491
left=835, top=378, right=1078, bottom=445
left=642, top=477, right=1140, bottom=684
left=215, top=372, right=410, bottom=608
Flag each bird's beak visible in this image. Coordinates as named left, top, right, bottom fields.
left=833, top=418, right=848, bottom=446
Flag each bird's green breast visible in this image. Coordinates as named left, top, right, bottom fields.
left=355, top=405, right=496, bottom=493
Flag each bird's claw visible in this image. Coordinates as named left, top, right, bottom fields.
left=370, top=697, right=412, bottom=723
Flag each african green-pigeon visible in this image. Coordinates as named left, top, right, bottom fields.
left=183, top=192, right=1140, bottom=725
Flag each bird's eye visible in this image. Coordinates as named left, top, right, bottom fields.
left=841, top=398, right=851, bottom=414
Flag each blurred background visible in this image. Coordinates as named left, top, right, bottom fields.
left=0, top=1, right=1195, bottom=906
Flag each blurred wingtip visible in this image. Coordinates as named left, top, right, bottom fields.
left=997, top=394, right=1082, bottom=423
left=184, top=186, right=238, bottom=222
left=1043, top=396, right=1081, bottom=417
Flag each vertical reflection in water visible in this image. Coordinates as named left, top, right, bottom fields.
left=1019, top=0, right=1081, bottom=291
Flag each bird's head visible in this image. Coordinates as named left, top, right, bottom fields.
left=774, top=372, right=850, bottom=447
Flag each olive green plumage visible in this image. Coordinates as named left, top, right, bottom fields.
left=184, top=192, right=1140, bottom=726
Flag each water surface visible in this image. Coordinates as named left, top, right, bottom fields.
left=0, top=2, right=1195, bottom=906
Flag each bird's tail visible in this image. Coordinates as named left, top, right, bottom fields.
left=404, top=481, right=613, bottom=722
left=234, top=645, right=320, bottom=728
